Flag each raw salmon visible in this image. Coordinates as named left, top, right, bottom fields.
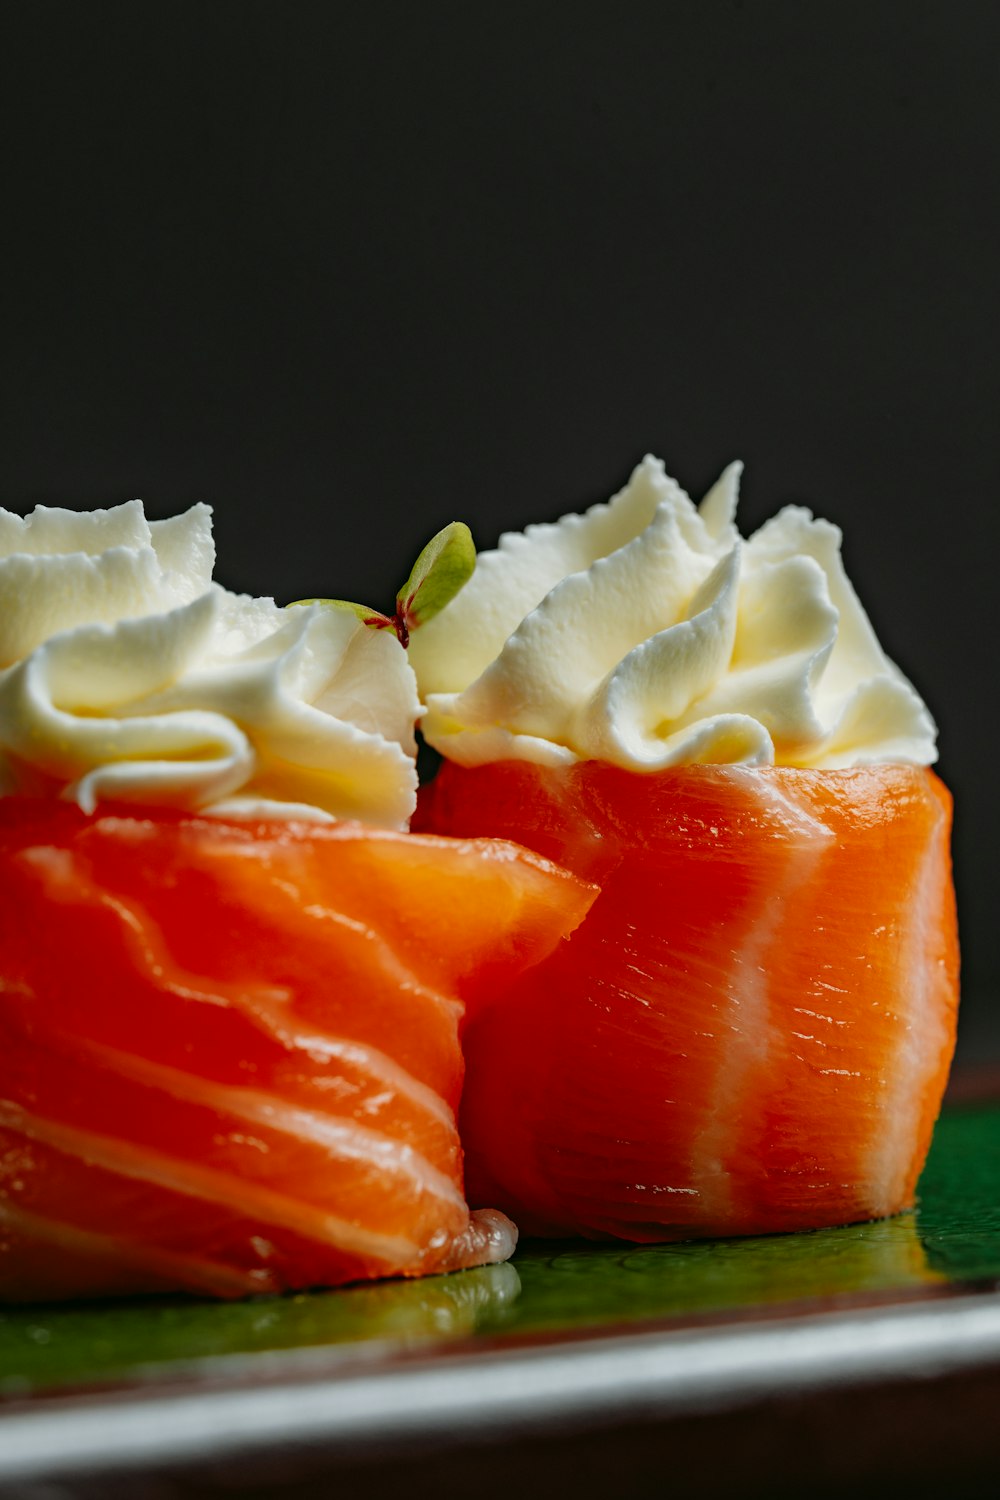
left=0, top=799, right=595, bottom=1300
left=415, top=760, right=959, bottom=1240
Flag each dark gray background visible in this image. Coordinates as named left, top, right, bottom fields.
left=1, top=2, right=997, bottom=1057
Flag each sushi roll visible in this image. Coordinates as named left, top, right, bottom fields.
left=411, top=456, right=960, bottom=1241
left=0, top=501, right=595, bottom=1299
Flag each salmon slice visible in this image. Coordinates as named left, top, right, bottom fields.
left=0, top=799, right=595, bottom=1300
left=415, top=761, right=959, bottom=1240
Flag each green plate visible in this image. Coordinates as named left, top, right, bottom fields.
left=2, top=1100, right=999, bottom=1398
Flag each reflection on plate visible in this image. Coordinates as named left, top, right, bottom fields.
left=0, top=1260, right=521, bottom=1396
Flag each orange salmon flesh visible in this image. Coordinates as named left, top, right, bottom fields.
left=415, top=761, right=960, bottom=1241
left=0, top=800, right=595, bottom=1300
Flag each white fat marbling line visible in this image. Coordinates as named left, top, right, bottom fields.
left=0, top=1100, right=420, bottom=1266
left=0, top=1199, right=277, bottom=1298
left=79, top=1040, right=467, bottom=1215
left=863, top=792, right=954, bottom=1211
left=687, top=774, right=835, bottom=1222
left=18, top=843, right=461, bottom=1136
left=279, top=1031, right=458, bottom=1131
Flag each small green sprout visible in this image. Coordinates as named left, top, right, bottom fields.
left=288, top=521, right=475, bottom=648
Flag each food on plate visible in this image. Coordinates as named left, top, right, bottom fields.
left=0, top=800, right=592, bottom=1300
left=412, top=456, right=959, bottom=1240
left=0, top=501, right=595, bottom=1299
left=418, top=759, right=956, bottom=1239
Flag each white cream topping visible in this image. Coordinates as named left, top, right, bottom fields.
left=410, top=457, right=936, bottom=771
left=0, top=501, right=420, bottom=826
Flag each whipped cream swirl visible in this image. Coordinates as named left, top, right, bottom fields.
left=0, top=500, right=420, bottom=826
left=410, top=457, right=936, bottom=771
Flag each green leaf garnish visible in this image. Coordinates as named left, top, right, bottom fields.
left=285, top=521, right=476, bottom=649
left=286, top=598, right=395, bottom=630
left=395, top=521, right=476, bottom=638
